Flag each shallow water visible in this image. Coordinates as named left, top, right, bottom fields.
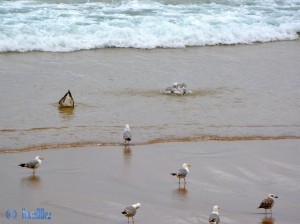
left=0, top=41, right=300, bottom=151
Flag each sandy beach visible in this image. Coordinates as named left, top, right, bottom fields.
left=0, top=140, right=299, bottom=224
left=1, top=0, right=299, bottom=223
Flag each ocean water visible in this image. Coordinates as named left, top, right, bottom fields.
left=0, top=0, right=299, bottom=52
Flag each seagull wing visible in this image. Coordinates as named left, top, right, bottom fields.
left=21, top=159, right=40, bottom=169
left=123, top=130, right=132, bottom=140
left=176, top=168, right=188, bottom=177
left=122, top=206, right=136, bottom=217
left=258, top=198, right=273, bottom=209
left=59, top=91, right=74, bottom=107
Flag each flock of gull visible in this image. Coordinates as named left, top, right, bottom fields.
left=18, top=152, right=279, bottom=224
left=17, top=88, right=279, bottom=223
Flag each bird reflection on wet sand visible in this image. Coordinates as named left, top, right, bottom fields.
left=21, top=175, right=41, bottom=188
left=123, top=145, right=132, bottom=167
left=261, top=216, right=274, bottom=224
left=123, top=145, right=132, bottom=157
left=177, top=186, right=188, bottom=194
left=173, top=186, right=188, bottom=201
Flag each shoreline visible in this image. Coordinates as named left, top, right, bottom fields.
left=0, top=135, right=299, bottom=154
left=0, top=39, right=299, bottom=54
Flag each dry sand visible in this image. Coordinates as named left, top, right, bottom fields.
left=0, top=140, right=299, bottom=224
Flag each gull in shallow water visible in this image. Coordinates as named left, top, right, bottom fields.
left=164, top=82, right=190, bottom=95
left=209, top=205, right=220, bottom=224
left=121, top=203, right=141, bottom=223
left=170, top=163, right=191, bottom=185
left=19, top=156, right=44, bottom=175
left=258, top=194, right=278, bottom=214
left=59, top=90, right=74, bottom=107
left=123, top=124, right=132, bottom=144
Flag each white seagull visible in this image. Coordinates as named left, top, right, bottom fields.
left=123, top=124, right=132, bottom=144
left=121, top=203, right=141, bottom=223
left=170, top=163, right=191, bottom=185
left=209, top=205, right=220, bottom=224
left=19, top=156, right=44, bottom=175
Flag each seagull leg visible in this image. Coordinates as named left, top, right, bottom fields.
left=33, top=169, right=35, bottom=175
left=132, top=216, right=134, bottom=224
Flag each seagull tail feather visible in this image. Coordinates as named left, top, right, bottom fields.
left=19, top=163, right=26, bottom=167
left=258, top=203, right=264, bottom=209
left=170, top=173, right=177, bottom=176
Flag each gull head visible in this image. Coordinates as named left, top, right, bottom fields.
left=268, top=194, right=278, bottom=199
left=35, top=156, right=44, bottom=161
left=125, top=124, right=130, bottom=130
left=183, top=163, right=191, bottom=168
left=132, top=203, right=141, bottom=210
left=213, top=205, right=220, bottom=214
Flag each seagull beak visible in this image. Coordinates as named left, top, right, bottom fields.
left=187, top=163, right=191, bottom=167
left=39, top=156, right=44, bottom=160
left=274, top=195, right=278, bottom=198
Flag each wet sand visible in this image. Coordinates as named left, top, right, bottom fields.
left=0, top=140, right=299, bottom=224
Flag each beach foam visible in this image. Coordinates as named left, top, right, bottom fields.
left=0, top=0, right=299, bottom=52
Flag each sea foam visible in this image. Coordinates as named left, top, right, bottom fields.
left=0, top=0, right=299, bottom=52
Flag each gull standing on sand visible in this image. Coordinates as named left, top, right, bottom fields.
left=170, top=163, right=191, bottom=185
left=19, top=156, right=44, bottom=175
left=59, top=90, right=74, bottom=107
left=123, top=124, right=132, bottom=144
left=258, top=194, right=278, bottom=214
left=121, top=203, right=141, bottom=223
left=209, top=205, right=220, bottom=224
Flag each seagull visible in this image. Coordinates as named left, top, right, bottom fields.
left=209, top=205, right=220, bottom=224
left=258, top=194, right=278, bottom=214
left=123, top=124, right=132, bottom=144
left=164, top=82, right=189, bottom=95
left=19, top=156, right=44, bottom=175
left=121, top=203, right=141, bottom=223
left=59, top=90, right=74, bottom=107
left=170, top=163, right=191, bottom=185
